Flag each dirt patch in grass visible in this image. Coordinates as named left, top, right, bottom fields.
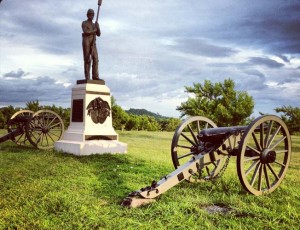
left=202, top=203, right=257, bottom=218
left=202, top=203, right=232, bottom=214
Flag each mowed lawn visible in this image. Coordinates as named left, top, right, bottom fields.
left=0, top=130, right=299, bottom=229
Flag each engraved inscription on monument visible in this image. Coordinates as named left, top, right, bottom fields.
left=72, top=99, right=84, bottom=122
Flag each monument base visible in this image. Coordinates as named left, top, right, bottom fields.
left=55, top=139, right=127, bottom=156
left=54, top=80, right=127, bottom=156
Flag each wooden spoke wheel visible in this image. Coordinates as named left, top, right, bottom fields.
left=7, top=110, right=34, bottom=146
left=171, top=116, right=228, bottom=181
left=26, top=110, right=64, bottom=149
left=237, top=115, right=291, bottom=195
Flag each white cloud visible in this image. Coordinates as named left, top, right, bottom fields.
left=0, top=0, right=299, bottom=117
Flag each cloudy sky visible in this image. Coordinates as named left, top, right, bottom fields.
left=0, top=0, right=299, bottom=118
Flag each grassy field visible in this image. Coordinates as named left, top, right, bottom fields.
left=0, top=130, right=299, bottom=229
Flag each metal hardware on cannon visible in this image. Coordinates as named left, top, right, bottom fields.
left=0, top=110, right=64, bottom=149
left=122, top=115, right=292, bottom=208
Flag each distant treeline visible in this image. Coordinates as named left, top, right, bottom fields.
left=0, top=100, right=182, bottom=132
left=0, top=99, right=299, bottom=134
left=0, top=101, right=71, bottom=129
left=111, top=97, right=182, bottom=131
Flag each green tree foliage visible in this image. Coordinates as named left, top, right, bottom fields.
left=0, top=106, right=20, bottom=129
left=111, top=99, right=182, bottom=132
left=125, top=114, right=140, bottom=131
left=26, top=100, right=41, bottom=111
left=127, top=108, right=168, bottom=120
left=0, top=103, right=70, bottom=129
left=0, top=99, right=181, bottom=132
left=177, top=79, right=254, bottom=126
left=112, top=104, right=130, bottom=131
left=43, top=104, right=71, bottom=128
left=0, top=110, right=5, bottom=129
left=159, top=118, right=182, bottom=132
left=26, top=100, right=70, bottom=128
left=275, top=106, right=300, bottom=135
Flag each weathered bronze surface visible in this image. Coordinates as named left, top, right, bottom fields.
left=82, top=8, right=101, bottom=80
left=86, top=97, right=111, bottom=124
left=77, top=79, right=105, bottom=85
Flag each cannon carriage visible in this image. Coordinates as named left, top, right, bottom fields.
left=0, top=110, right=64, bottom=149
left=123, top=115, right=291, bottom=207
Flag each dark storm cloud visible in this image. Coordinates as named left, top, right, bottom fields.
left=277, top=55, right=290, bottom=63
left=0, top=75, right=70, bottom=104
left=13, top=14, right=62, bottom=36
left=1, top=0, right=299, bottom=117
left=278, top=73, right=300, bottom=84
left=62, top=67, right=78, bottom=75
left=3, top=68, right=30, bottom=79
left=174, top=38, right=238, bottom=57
left=0, top=1, right=79, bottom=55
left=250, top=6, right=300, bottom=54
left=247, top=57, right=284, bottom=68
left=239, top=17, right=300, bottom=54
left=186, top=1, right=300, bottom=55
left=15, top=15, right=78, bottom=55
left=243, top=69, right=266, bottom=81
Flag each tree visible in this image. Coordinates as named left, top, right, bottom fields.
left=159, top=118, right=182, bottom=131
left=0, top=106, right=19, bottom=129
left=0, top=110, right=5, bottom=129
left=144, top=116, right=161, bottom=131
left=177, top=79, right=254, bottom=126
left=164, top=118, right=182, bottom=132
left=43, top=104, right=71, bottom=128
left=112, top=105, right=129, bottom=131
left=275, top=106, right=300, bottom=135
left=111, top=97, right=130, bottom=131
left=26, top=100, right=41, bottom=112
left=125, top=114, right=140, bottom=131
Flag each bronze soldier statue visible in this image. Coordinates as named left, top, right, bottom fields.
left=82, top=9, right=101, bottom=80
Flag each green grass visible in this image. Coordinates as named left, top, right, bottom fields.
left=0, top=130, right=299, bottom=229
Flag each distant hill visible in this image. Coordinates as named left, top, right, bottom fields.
left=126, top=108, right=169, bottom=120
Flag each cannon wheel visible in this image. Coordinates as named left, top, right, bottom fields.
left=237, top=115, right=291, bottom=195
left=171, top=116, right=229, bottom=181
left=7, top=110, right=34, bottom=146
left=26, top=110, right=64, bottom=149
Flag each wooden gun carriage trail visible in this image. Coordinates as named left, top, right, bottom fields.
left=0, top=110, right=64, bottom=149
left=0, top=111, right=292, bottom=208
left=122, top=115, right=292, bottom=208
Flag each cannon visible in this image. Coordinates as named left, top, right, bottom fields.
left=0, top=110, right=64, bottom=149
left=122, top=115, right=291, bottom=208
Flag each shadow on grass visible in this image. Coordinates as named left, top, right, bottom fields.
left=0, top=142, right=41, bottom=153
left=52, top=151, right=170, bottom=205
left=1, top=141, right=171, bottom=206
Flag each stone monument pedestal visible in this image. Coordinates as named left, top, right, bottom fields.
left=55, top=80, right=127, bottom=156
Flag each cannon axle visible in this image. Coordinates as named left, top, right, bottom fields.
left=122, top=115, right=291, bottom=207
left=261, top=149, right=276, bottom=164
left=0, top=110, right=64, bottom=149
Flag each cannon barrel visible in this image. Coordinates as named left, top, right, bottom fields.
left=1, top=110, right=64, bottom=149
left=0, top=115, right=32, bottom=144
left=122, top=115, right=292, bottom=208
left=8, top=115, right=32, bottom=124
left=197, top=126, right=247, bottom=143
left=0, top=128, right=24, bottom=143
